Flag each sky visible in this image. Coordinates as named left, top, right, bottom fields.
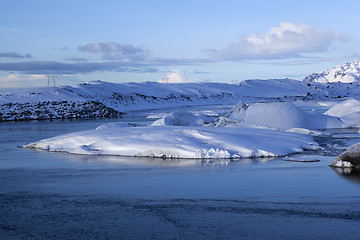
left=1, top=0, right=360, bottom=88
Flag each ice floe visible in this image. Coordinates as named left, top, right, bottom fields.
left=225, top=101, right=343, bottom=130
left=23, top=125, right=319, bottom=159
left=151, top=111, right=210, bottom=127
left=325, top=98, right=360, bottom=117
left=325, top=99, right=360, bottom=127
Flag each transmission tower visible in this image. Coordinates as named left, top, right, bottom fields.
left=46, top=75, right=57, bottom=87
left=160, top=77, right=169, bottom=83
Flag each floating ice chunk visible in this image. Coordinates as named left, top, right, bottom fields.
left=146, top=113, right=168, bottom=119
left=325, top=99, right=360, bottom=117
left=227, top=101, right=343, bottom=130
left=340, top=112, right=360, bottom=128
left=96, top=122, right=140, bottom=130
left=330, top=160, right=354, bottom=168
left=151, top=111, right=205, bottom=126
left=211, top=117, right=240, bottom=127
left=317, top=101, right=339, bottom=107
left=287, top=128, right=322, bottom=136
left=23, top=126, right=318, bottom=159
left=324, top=99, right=360, bottom=127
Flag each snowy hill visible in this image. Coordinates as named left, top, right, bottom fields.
left=303, top=61, right=360, bottom=83
left=1, top=79, right=360, bottom=121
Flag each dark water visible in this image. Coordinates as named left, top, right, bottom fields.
left=1, top=106, right=360, bottom=239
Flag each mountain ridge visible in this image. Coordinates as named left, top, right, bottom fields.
left=304, top=61, right=360, bottom=83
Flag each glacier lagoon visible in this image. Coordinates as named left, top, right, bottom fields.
left=1, top=104, right=360, bottom=239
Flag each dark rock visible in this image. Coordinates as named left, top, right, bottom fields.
left=330, top=143, right=360, bottom=168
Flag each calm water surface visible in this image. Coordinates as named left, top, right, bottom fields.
left=1, top=104, right=359, bottom=239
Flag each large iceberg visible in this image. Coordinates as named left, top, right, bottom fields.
left=23, top=125, right=319, bottom=159
left=325, top=99, right=360, bottom=128
left=325, top=99, right=360, bottom=117
left=226, top=102, right=343, bottom=130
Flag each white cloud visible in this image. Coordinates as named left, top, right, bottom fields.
left=0, top=52, right=32, bottom=59
left=158, top=70, right=201, bottom=83
left=204, top=22, right=347, bottom=60
left=79, top=42, right=135, bottom=53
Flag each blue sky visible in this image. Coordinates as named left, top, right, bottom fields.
left=1, top=0, right=360, bottom=88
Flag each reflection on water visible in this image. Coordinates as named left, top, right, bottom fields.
left=61, top=151, right=276, bottom=167
left=331, top=166, right=360, bottom=185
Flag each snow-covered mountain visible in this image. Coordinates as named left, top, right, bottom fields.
left=303, top=61, right=360, bottom=83
left=1, top=79, right=360, bottom=121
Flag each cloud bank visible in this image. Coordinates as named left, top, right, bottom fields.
left=79, top=42, right=148, bottom=61
left=204, top=22, right=346, bottom=60
left=0, top=61, right=158, bottom=74
left=0, top=52, right=32, bottom=59
left=0, top=23, right=348, bottom=77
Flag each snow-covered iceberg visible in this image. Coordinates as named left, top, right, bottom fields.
left=23, top=125, right=319, bottom=159
left=325, top=98, right=360, bottom=117
left=325, top=99, right=360, bottom=128
left=151, top=111, right=209, bottom=126
left=226, top=102, right=343, bottom=130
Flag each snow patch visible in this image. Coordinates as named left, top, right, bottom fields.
left=95, top=122, right=140, bottom=130
left=287, top=128, right=322, bottom=136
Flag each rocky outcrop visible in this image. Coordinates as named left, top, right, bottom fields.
left=0, top=101, right=123, bottom=121
left=330, top=143, right=360, bottom=168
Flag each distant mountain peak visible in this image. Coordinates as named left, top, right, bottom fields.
left=304, top=61, right=360, bottom=83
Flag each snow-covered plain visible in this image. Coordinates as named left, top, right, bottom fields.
left=1, top=78, right=360, bottom=121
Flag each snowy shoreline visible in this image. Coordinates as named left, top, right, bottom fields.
left=1, top=78, right=359, bottom=121
left=0, top=100, right=123, bottom=121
